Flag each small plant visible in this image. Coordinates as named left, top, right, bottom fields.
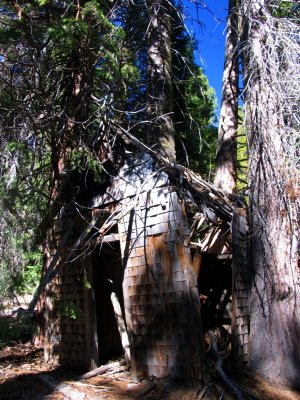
left=84, top=277, right=92, bottom=290
left=57, top=301, right=82, bottom=320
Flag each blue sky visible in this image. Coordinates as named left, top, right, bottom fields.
left=182, top=0, right=228, bottom=114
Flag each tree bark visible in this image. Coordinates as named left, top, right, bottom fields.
left=146, top=0, right=176, bottom=160
left=240, top=0, right=300, bottom=387
left=214, top=0, right=239, bottom=194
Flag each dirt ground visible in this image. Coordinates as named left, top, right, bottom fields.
left=1, top=343, right=300, bottom=400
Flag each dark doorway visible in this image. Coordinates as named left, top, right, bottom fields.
left=91, top=243, right=125, bottom=364
left=197, top=254, right=232, bottom=332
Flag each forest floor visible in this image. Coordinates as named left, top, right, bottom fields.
left=1, top=341, right=300, bottom=400
left=0, top=302, right=300, bottom=400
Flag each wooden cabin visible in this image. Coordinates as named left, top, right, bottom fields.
left=36, top=151, right=249, bottom=381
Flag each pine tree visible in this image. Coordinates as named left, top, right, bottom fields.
left=214, top=0, right=239, bottom=193
left=145, top=0, right=176, bottom=160
left=0, top=0, right=137, bottom=292
left=171, top=5, right=217, bottom=177
left=240, top=0, right=300, bottom=386
left=124, top=1, right=217, bottom=174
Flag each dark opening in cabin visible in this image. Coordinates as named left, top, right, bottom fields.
left=91, top=242, right=125, bottom=364
left=197, top=254, right=232, bottom=333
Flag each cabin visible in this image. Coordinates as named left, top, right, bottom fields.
left=36, top=150, right=249, bottom=382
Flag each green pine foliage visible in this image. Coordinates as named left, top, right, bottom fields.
left=0, top=156, right=45, bottom=296
left=0, top=0, right=219, bottom=298
left=123, top=1, right=218, bottom=177
left=268, top=0, right=300, bottom=18
left=173, top=64, right=217, bottom=178
left=171, top=6, right=217, bottom=177
left=0, top=0, right=127, bottom=296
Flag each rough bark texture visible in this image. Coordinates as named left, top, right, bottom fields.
left=240, top=0, right=300, bottom=387
left=214, top=0, right=238, bottom=194
left=146, top=0, right=176, bottom=160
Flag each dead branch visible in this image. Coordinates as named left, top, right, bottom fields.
left=78, top=360, right=126, bottom=381
left=28, top=196, right=136, bottom=312
left=207, top=330, right=244, bottom=400
left=28, top=221, right=74, bottom=312
left=28, top=213, right=101, bottom=311
left=114, top=123, right=242, bottom=223
left=196, top=385, right=208, bottom=399
left=28, top=172, right=164, bottom=312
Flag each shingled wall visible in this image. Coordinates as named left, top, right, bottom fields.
left=38, top=152, right=250, bottom=373
left=232, top=211, right=250, bottom=365
left=119, top=187, right=205, bottom=381
left=39, top=215, right=99, bottom=369
left=43, top=259, right=87, bottom=365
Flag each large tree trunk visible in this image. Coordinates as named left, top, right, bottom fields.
left=146, top=0, right=176, bottom=160
left=240, top=0, right=300, bottom=387
left=214, top=0, right=239, bottom=194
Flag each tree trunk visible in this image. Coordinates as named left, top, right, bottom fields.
left=214, top=0, right=239, bottom=194
left=146, top=0, right=176, bottom=160
left=240, top=0, right=300, bottom=387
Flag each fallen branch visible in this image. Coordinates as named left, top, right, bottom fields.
left=29, top=170, right=165, bottom=312
left=207, top=330, right=244, bottom=400
left=78, top=360, right=126, bottom=380
left=196, top=385, right=208, bottom=399
left=114, top=123, right=243, bottom=223
left=28, top=221, right=75, bottom=312
left=104, top=365, right=128, bottom=375
left=28, top=199, right=129, bottom=312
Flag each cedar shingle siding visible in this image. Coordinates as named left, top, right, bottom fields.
left=38, top=152, right=250, bottom=379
